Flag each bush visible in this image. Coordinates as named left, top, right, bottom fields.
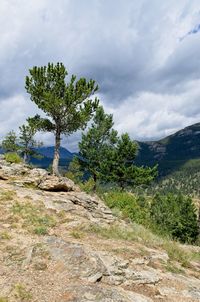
left=80, top=177, right=96, bottom=193
left=103, top=191, right=150, bottom=225
left=103, top=191, right=199, bottom=244
left=150, top=194, right=199, bottom=243
left=4, top=152, right=22, bottom=164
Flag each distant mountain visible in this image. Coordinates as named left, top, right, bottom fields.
left=136, top=123, right=200, bottom=176
left=35, top=146, right=76, bottom=159
left=2, top=123, right=200, bottom=177
left=31, top=146, right=77, bottom=169
left=0, top=145, right=77, bottom=169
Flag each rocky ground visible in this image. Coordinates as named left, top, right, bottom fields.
left=0, top=156, right=200, bottom=302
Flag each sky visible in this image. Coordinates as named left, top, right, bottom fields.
left=1, top=0, right=200, bottom=151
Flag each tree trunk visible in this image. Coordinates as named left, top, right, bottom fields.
left=93, top=173, right=97, bottom=191
left=52, top=130, right=61, bottom=176
left=23, top=152, right=28, bottom=164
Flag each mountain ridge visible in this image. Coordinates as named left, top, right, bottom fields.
left=136, top=122, right=200, bottom=176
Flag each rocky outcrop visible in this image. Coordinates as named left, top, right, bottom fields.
left=0, top=155, right=79, bottom=192
left=38, top=175, right=80, bottom=192
left=0, top=157, right=200, bottom=302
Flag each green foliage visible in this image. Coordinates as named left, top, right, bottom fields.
left=25, top=62, right=99, bottom=175
left=65, top=157, right=84, bottom=183
left=4, top=152, right=22, bottom=164
left=79, top=106, right=118, bottom=189
left=19, top=122, right=42, bottom=163
left=78, top=107, right=157, bottom=190
left=150, top=194, right=199, bottom=243
left=80, top=177, right=96, bottom=193
left=1, top=130, right=18, bottom=153
left=147, top=159, right=200, bottom=197
left=11, top=201, right=56, bottom=235
left=104, top=191, right=150, bottom=225
left=103, top=133, right=157, bottom=190
left=14, top=283, right=32, bottom=301
left=34, top=226, right=48, bottom=235
left=103, top=191, right=199, bottom=244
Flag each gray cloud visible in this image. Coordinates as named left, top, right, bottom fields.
left=1, top=0, right=200, bottom=151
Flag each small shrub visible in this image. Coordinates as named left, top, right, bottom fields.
left=0, top=231, right=11, bottom=240
left=80, top=177, right=96, bottom=193
left=14, top=284, right=32, bottom=301
left=103, top=191, right=150, bottom=225
left=34, top=226, right=48, bottom=235
left=70, top=230, right=84, bottom=239
left=4, top=152, right=22, bottom=164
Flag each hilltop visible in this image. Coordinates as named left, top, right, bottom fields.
left=0, top=156, right=200, bottom=301
left=136, top=123, right=200, bottom=176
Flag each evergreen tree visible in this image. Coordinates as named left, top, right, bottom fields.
left=18, top=123, right=42, bottom=163
left=78, top=106, right=117, bottom=190
left=1, top=131, right=18, bottom=153
left=78, top=107, right=157, bottom=190
left=25, top=62, right=98, bottom=175
left=150, top=194, right=199, bottom=243
left=103, top=133, right=157, bottom=190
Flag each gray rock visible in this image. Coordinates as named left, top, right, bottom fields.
left=63, top=284, right=153, bottom=302
left=38, top=175, right=79, bottom=192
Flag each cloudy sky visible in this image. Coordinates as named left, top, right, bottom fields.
left=1, top=0, right=200, bottom=151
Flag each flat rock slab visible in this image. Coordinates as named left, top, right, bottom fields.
left=44, top=236, right=106, bottom=281
left=61, top=284, right=153, bottom=302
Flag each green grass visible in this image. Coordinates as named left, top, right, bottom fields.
left=162, top=241, right=191, bottom=267
left=0, top=231, right=11, bottom=240
left=165, top=262, right=185, bottom=274
left=34, top=226, right=48, bottom=235
left=4, top=152, right=22, bottom=164
left=87, top=223, right=196, bottom=266
left=11, top=201, right=56, bottom=235
left=14, top=284, right=32, bottom=301
left=0, top=190, right=16, bottom=202
left=70, top=230, right=84, bottom=239
left=103, top=191, right=150, bottom=226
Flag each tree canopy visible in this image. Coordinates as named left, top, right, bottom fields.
left=25, top=62, right=99, bottom=175
left=78, top=106, right=117, bottom=189
left=19, top=123, right=42, bottom=163
left=78, top=107, right=157, bottom=190
left=1, top=131, right=18, bottom=153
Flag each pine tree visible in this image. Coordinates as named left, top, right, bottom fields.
left=78, top=108, right=157, bottom=190
left=18, top=123, right=42, bottom=163
left=150, top=194, right=199, bottom=243
left=25, top=62, right=98, bottom=175
left=78, top=106, right=117, bottom=190
left=1, top=131, right=18, bottom=153
left=103, top=133, right=157, bottom=190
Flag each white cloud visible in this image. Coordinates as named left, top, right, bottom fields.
left=1, top=0, right=200, bottom=150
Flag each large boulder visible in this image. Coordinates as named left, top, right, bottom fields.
left=22, top=168, right=49, bottom=186
left=38, top=175, right=80, bottom=192
left=0, top=157, right=30, bottom=178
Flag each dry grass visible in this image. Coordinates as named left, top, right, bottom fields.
left=87, top=223, right=198, bottom=267
left=11, top=201, right=56, bottom=235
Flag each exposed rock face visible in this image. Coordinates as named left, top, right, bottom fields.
left=38, top=175, right=80, bottom=192
left=0, top=156, right=79, bottom=192
left=0, top=157, right=200, bottom=302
